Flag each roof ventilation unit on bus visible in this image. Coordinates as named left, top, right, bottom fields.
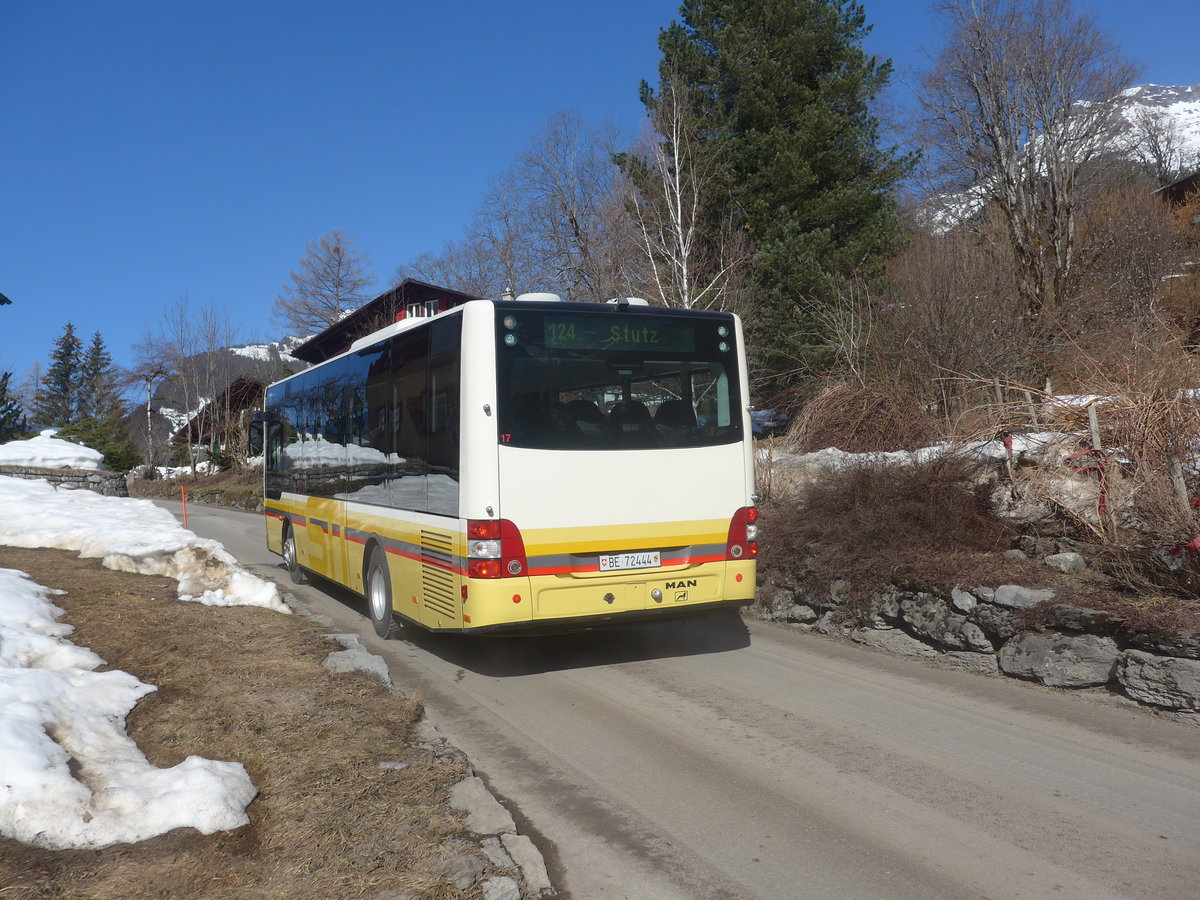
left=513, top=292, right=562, bottom=303
left=605, top=297, right=650, bottom=306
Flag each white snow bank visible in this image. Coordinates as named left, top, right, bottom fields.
left=0, top=567, right=257, bottom=849
left=0, top=475, right=289, bottom=613
left=0, top=430, right=105, bottom=470
left=762, top=431, right=1075, bottom=473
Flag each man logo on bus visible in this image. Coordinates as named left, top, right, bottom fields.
left=665, top=579, right=697, bottom=589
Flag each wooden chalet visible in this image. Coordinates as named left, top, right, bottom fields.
left=290, top=278, right=482, bottom=365
left=171, top=375, right=265, bottom=449
left=1155, top=168, right=1200, bottom=208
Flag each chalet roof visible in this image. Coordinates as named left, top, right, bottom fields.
left=1155, top=168, right=1200, bottom=206
left=290, top=278, right=482, bottom=364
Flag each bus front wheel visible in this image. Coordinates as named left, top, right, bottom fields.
left=283, top=527, right=308, bottom=585
left=366, top=548, right=395, bottom=639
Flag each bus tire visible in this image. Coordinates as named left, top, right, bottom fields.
left=366, top=547, right=395, bottom=639
left=282, top=526, right=309, bottom=585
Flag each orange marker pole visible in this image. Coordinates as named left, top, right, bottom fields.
left=181, top=484, right=188, bottom=529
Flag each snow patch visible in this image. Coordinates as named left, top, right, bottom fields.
left=0, top=431, right=105, bottom=471
left=0, top=567, right=258, bottom=849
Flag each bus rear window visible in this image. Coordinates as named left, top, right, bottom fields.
left=495, top=308, right=743, bottom=450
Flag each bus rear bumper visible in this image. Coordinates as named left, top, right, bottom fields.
left=458, top=597, right=751, bottom=635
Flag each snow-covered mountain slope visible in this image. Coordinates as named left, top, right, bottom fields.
left=1114, top=83, right=1200, bottom=155
left=1111, top=83, right=1200, bottom=170
left=923, top=82, right=1200, bottom=231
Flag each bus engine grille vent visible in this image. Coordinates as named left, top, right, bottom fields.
left=420, top=530, right=456, bottom=618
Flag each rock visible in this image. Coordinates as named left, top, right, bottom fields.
left=998, top=632, right=1120, bottom=687
left=941, top=651, right=999, bottom=673
left=764, top=587, right=795, bottom=620
left=785, top=604, right=818, bottom=624
left=1003, top=549, right=1028, bottom=560
left=872, top=586, right=901, bottom=620
left=481, top=836, right=514, bottom=868
left=1124, top=626, right=1200, bottom=661
left=501, top=833, right=553, bottom=895
left=1043, top=552, right=1086, bottom=574
left=1038, top=604, right=1123, bottom=633
left=970, top=586, right=996, bottom=602
left=482, top=877, right=522, bottom=900
left=448, top=777, right=516, bottom=835
left=950, top=586, right=978, bottom=613
left=438, top=854, right=485, bottom=890
left=1118, top=651, right=1200, bottom=710
left=992, top=585, right=1055, bottom=609
left=970, top=604, right=1021, bottom=643
left=813, top=612, right=852, bottom=639
left=850, top=627, right=938, bottom=657
left=322, top=634, right=393, bottom=686
left=829, top=579, right=851, bottom=605
left=900, top=594, right=975, bottom=650
left=960, top=622, right=994, bottom=652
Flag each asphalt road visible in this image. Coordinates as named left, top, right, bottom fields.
left=161, top=500, right=1200, bottom=900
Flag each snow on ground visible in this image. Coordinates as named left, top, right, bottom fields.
left=0, top=477, right=288, bottom=612
left=0, top=430, right=105, bottom=470
left=761, top=431, right=1074, bottom=473
left=0, top=438, right=295, bottom=849
left=0, top=436, right=298, bottom=854
left=0, top=567, right=257, bottom=849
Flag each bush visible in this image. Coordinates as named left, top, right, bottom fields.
left=759, top=453, right=1012, bottom=602
left=790, top=383, right=939, bottom=453
left=58, top=416, right=141, bottom=472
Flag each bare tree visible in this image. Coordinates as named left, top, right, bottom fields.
left=273, top=229, right=376, bottom=335
left=919, top=0, right=1139, bottom=322
left=515, top=112, right=634, bottom=301
left=395, top=114, right=640, bottom=302
left=140, top=296, right=241, bottom=475
left=621, top=75, right=748, bottom=310
left=1127, top=108, right=1200, bottom=187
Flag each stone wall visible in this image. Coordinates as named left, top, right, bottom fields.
left=755, top=568, right=1200, bottom=715
left=0, top=466, right=128, bottom=497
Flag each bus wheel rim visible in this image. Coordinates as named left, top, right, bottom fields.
left=369, top=567, right=387, bottom=620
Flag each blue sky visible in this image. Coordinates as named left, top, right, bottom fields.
left=2, top=1, right=1197, bottom=391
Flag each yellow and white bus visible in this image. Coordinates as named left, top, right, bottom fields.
left=260, top=296, right=757, bottom=636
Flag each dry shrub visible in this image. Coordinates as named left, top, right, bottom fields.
left=789, top=383, right=939, bottom=453
left=759, top=453, right=1011, bottom=601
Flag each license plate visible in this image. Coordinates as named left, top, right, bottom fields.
left=598, top=551, right=661, bottom=572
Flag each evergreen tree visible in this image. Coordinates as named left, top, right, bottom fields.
left=33, top=322, right=83, bottom=426
left=652, top=0, right=914, bottom=392
left=0, top=372, right=23, bottom=441
left=79, top=331, right=121, bottom=420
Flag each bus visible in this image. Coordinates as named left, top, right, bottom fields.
left=259, top=295, right=757, bottom=636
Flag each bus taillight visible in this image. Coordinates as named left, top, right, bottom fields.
left=466, top=519, right=528, bottom=578
left=726, top=507, right=759, bottom=560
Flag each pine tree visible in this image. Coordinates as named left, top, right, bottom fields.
left=0, top=372, right=23, bottom=441
left=652, top=0, right=914, bottom=392
left=78, top=331, right=121, bottom=420
left=33, top=322, right=83, bottom=427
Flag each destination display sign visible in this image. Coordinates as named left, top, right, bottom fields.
left=542, top=315, right=698, bottom=353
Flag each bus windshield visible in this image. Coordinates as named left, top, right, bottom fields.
left=495, top=306, right=743, bottom=450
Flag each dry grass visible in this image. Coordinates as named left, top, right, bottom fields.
left=788, top=383, right=939, bottom=453
left=127, top=469, right=264, bottom=511
left=759, top=454, right=1013, bottom=604
left=0, top=547, right=483, bottom=900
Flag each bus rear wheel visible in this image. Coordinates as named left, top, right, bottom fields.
left=283, top=526, right=308, bottom=585
left=366, top=548, right=395, bottom=639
